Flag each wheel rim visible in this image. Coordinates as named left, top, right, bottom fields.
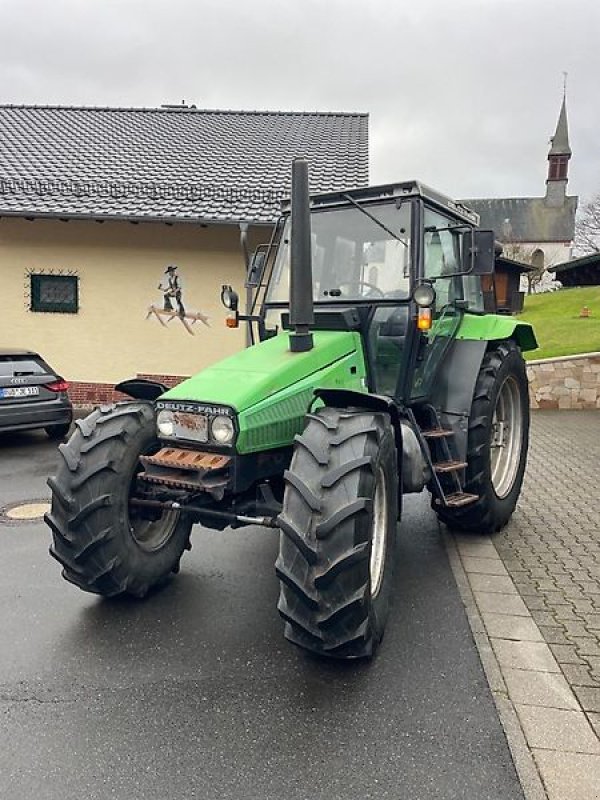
left=490, top=375, right=523, bottom=499
left=370, top=466, right=387, bottom=598
left=127, top=449, right=180, bottom=552
left=128, top=509, right=180, bottom=552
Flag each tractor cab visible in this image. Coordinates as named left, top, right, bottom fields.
left=238, top=180, right=496, bottom=406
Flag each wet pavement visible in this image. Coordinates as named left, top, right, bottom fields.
left=0, top=427, right=523, bottom=800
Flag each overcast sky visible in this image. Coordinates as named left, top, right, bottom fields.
left=1, top=0, right=599, bottom=201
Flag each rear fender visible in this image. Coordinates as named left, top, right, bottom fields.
left=428, top=339, right=487, bottom=463
left=456, top=314, right=538, bottom=352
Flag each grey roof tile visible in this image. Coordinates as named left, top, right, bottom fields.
left=0, top=105, right=369, bottom=224
left=461, top=196, right=577, bottom=243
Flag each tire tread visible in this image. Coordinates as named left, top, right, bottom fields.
left=45, top=401, right=191, bottom=597
left=276, top=407, right=397, bottom=659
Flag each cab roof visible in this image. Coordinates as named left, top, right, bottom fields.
left=282, top=180, right=480, bottom=226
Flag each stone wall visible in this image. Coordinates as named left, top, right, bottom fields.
left=527, top=352, right=600, bottom=410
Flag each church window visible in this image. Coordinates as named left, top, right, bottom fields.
left=531, top=249, right=545, bottom=270
left=549, top=156, right=568, bottom=180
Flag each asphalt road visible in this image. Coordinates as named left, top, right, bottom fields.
left=0, top=429, right=524, bottom=800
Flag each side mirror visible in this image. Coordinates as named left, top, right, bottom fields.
left=246, top=249, right=267, bottom=288
left=462, top=229, right=495, bottom=276
left=220, top=285, right=239, bottom=311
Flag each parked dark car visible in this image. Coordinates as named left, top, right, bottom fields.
left=0, top=349, right=73, bottom=439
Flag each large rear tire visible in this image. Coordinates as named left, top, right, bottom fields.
left=45, top=402, right=192, bottom=597
left=276, top=408, right=398, bottom=659
left=435, top=339, right=529, bottom=534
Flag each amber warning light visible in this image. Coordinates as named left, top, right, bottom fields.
left=225, top=316, right=239, bottom=328
left=417, top=308, right=432, bottom=331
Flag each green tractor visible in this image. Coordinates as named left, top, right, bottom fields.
left=46, top=159, right=536, bottom=659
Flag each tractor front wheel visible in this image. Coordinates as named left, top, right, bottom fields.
left=276, top=407, right=398, bottom=659
left=435, top=339, right=529, bottom=534
left=46, top=402, right=192, bottom=597
left=45, top=422, right=72, bottom=441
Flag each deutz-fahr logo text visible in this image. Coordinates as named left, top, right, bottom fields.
left=156, top=400, right=234, bottom=417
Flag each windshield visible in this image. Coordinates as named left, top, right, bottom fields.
left=265, top=201, right=412, bottom=304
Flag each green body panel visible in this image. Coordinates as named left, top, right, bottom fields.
left=430, top=312, right=460, bottom=337
left=237, top=348, right=365, bottom=452
left=161, top=331, right=367, bottom=454
left=456, top=313, right=538, bottom=352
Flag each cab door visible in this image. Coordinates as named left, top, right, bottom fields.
left=411, top=208, right=465, bottom=401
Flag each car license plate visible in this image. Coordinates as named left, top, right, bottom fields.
left=0, top=386, right=40, bottom=398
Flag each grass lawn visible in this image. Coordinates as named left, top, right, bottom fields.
left=517, top=286, right=600, bottom=360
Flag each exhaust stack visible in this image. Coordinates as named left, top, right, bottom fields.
left=289, top=158, right=314, bottom=352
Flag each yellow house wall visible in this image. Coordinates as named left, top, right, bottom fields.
left=0, top=217, right=267, bottom=384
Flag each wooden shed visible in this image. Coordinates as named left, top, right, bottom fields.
left=550, top=252, right=600, bottom=286
left=482, top=256, right=533, bottom=314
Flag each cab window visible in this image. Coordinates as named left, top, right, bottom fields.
left=423, top=209, right=463, bottom=312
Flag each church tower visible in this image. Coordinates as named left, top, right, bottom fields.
left=464, top=85, right=578, bottom=269
left=545, top=94, right=572, bottom=207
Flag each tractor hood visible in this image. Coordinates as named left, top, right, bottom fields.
left=160, top=331, right=367, bottom=453
left=163, top=331, right=359, bottom=412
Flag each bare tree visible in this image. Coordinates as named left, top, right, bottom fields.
left=501, top=242, right=546, bottom=295
left=575, top=194, right=600, bottom=255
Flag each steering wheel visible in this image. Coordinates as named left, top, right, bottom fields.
left=337, top=281, right=385, bottom=299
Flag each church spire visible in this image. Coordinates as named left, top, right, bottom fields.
left=546, top=87, right=572, bottom=206
left=549, top=94, right=571, bottom=157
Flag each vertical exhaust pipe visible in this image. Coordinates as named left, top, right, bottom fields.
left=289, top=158, right=314, bottom=352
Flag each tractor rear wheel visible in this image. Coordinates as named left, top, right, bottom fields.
left=435, top=339, right=529, bottom=534
left=45, top=402, right=192, bottom=597
left=276, top=407, right=398, bottom=659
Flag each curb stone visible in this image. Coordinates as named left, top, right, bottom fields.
left=443, top=530, right=600, bottom=800
left=444, top=527, right=600, bottom=800
left=444, top=529, right=548, bottom=800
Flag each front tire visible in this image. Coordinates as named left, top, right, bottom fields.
left=435, top=339, right=529, bottom=534
left=276, top=408, right=398, bottom=659
left=45, top=402, right=192, bottom=597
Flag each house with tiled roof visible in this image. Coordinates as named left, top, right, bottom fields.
left=462, top=96, right=578, bottom=279
left=0, top=105, right=368, bottom=402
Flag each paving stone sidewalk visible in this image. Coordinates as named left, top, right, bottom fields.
left=448, top=410, right=600, bottom=800
left=497, top=411, right=600, bottom=730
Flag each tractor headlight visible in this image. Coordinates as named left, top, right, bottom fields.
left=155, top=402, right=236, bottom=447
left=157, top=409, right=175, bottom=438
left=413, top=282, right=436, bottom=308
left=211, top=414, right=235, bottom=444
